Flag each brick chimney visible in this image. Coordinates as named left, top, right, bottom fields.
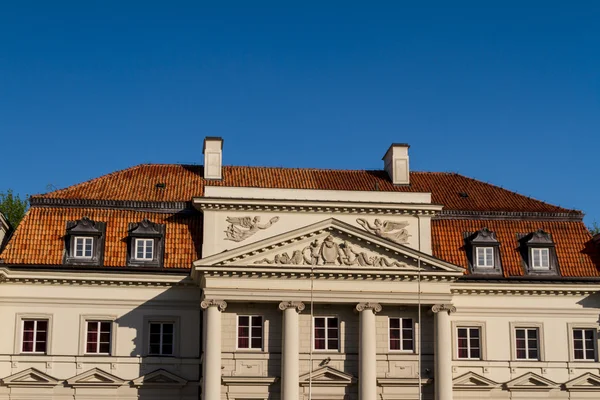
left=383, top=143, right=410, bottom=185
left=203, top=137, right=224, bottom=180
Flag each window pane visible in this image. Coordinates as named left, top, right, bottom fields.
left=327, top=339, right=338, bottom=350
left=314, top=328, right=325, bottom=339
left=573, top=339, right=583, bottom=351
left=238, top=337, right=249, bottom=348
left=402, top=339, right=413, bottom=350
left=238, top=316, right=249, bottom=326
left=471, top=348, right=480, bottom=359
left=586, top=349, right=595, bottom=360
left=516, top=329, right=525, bottom=339
left=516, top=349, right=526, bottom=359
left=327, top=318, right=338, bottom=328
left=390, top=339, right=400, bottom=350
left=35, top=340, right=47, bottom=353
left=162, top=323, right=174, bottom=334
left=162, top=343, right=173, bottom=355
left=390, top=318, right=400, bottom=329
left=585, top=329, right=594, bottom=340
left=314, top=339, right=325, bottom=349
left=162, top=333, right=173, bottom=345
left=527, top=329, right=537, bottom=339
left=390, top=329, right=400, bottom=340
left=403, top=328, right=413, bottom=340
left=528, top=348, right=538, bottom=359
left=238, top=327, right=249, bottom=338
left=314, top=318, right=325, bottom=328
left=251, top=327, right=262, bottom=338
left=99, top=342, right=110, bottom=353
left=150, top=323, right=161, bottom=334
left=573, top=329, right=582, bottom=340
left=252, top=316, right=263, bottom=328
left=149, top=344, right=160, bottom=354
left=402, top=319, right=413, bottom=329
left=251, top=338, right=262, bottom=349
left=328, top=327, right=338, bottom=339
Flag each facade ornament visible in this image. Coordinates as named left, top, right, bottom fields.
left=356, top=218, right=411, bottom=244
left=356, top=302, right=382, bottom=313
left=224, top=216, right=279, bottom=242
left=278, top=301, right=305, bottom=312
left=431, top=304, right=456, bottom=314
left=200, top=299, right=228, bottom=312
left=254, top=235, right=412, bottom=269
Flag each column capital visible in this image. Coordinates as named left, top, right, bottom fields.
left=278, top=301, right=305, bottom=312
left=431, top=304, right=456, bottom=314
left=356, top=302, right=382, bottom=313
left=201, top=299, right=227, bottom=311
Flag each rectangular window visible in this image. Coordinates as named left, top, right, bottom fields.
left=85, top=321, right=111, bottom=354
left=22, top=320, right=48, bottom=353
left=573, top=328, right=596, bottom=360
left=237, top=316, right=263, bottom=349
left=74, top=237, right=93, bottom=258
left=389, top=318, right=414, bottom=351
left=457, top=327, right=481, bottom=359
left=475, top=247, right=494, bottom=267
left=149, top=322, right=174, bottom=355
left=314, top=317, right=339, bottom=350
left=135, top=239, right=154, bottom=260
left=531, top=248, right=550, bottom=269
left=515, top=327, right=539, bottom=360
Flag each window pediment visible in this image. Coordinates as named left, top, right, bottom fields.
left=127, top=219, right=165, bottom=268
left=518, top=229, right=559, bottom=276
left=464, top=228, right=502, bottom=275
left=63, top=217, right=106, bottom=266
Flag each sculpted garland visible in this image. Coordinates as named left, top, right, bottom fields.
left=254, top=234, right=411, bottom=268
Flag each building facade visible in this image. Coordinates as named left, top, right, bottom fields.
left=0, top=137, right=599, bottom=400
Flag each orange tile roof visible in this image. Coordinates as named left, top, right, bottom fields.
left=432, top=219, right=599, bottom=277
left=0, top=207, right=201, bottom=268
left=37, top=164, right=574, bottom=213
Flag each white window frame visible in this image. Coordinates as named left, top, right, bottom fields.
left=531, top=248, right=550, bottom=269
left=134, top=238, right=154, bottom=261
left=84, top=320, right=112, bottom=355
left=236, top=315, right=263, bottom=351
left=475, top=247, right=494, bottom=268
left=73, top=236, right=94, bottom=259
left=568, top=323, right=598, bottom=362
left=313, top=316, right=340, bottom=351
left=147, top=320, right=176, bottom=356
left=452, top=321, right=487, bottom=361
left=20, top=319, right=49, bottom=354
left=388, top=317, right=414, bottom=352
left=77, top=315, right=117, bottom=356
left=456, top=326, right=481, bottom=359
left=510, top=322, right=544, bottom=361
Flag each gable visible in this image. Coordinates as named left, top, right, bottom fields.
left=66, top=368, right=125, bottom=387
left=299, top=366, right=356, bottom=386
left=1, top=368, right=59, bottom=387
left=132, top=369, right=188, bottom=388
left=453, top=372, right=499, bottom=391
left=565, top=372, right=600, bottom=391
left=505, top=372, right=558, bottom=391
left=195, top=218, right=463, bottom=276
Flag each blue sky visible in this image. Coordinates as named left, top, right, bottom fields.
left=1, top=1, right=598, bottom=225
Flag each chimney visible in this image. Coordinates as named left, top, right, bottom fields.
left=383, top=143, right=410, bottom=185
left=203, top=137, right=224, bottom=180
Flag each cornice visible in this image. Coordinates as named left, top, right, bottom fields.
left=29, top=197, right=195, bottom=214
left=436, top=210, right=584, bottom=221
left=451, top=283, right=599, bottom=296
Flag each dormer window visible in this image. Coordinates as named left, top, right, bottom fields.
left=464, top=228, right=502, bottom=275
left=63, top=217, right=106, bottom=266
left=127, top=219, right=165, bottom=268
left=518, top=229, right=559, bottom=275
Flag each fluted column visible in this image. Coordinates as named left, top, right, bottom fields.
left=432, top=304, right=456, bottom=400
left=357, top=302, right=382, bottom=400
left=279, top=301, right=305, bottom=400
left=201, top=299, right=227, bottom=400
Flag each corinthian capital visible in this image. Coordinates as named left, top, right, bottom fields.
left=201, top=299, right=228, bottom=312
left=278, top=301, right=305, bottom=312
left=356, top=302, right=382, bottom=313
left=431, top=304, right=456, bottom=314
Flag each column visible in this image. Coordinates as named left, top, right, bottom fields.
left=356, top=302, right=382, bottom=400
left=279, top=301, right=305, bottom=400
left=201, top=299, right=227, bottom=400
left=432, top=304, right=456, bottom=400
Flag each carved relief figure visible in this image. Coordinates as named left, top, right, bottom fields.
left=224, top=216, right=279, bottom=242
left=356, top=218, right=411, bottom=244
left=254, top=234, right=412, bottom=269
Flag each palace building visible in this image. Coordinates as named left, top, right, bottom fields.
left=0, top=137, right=599, bottom=400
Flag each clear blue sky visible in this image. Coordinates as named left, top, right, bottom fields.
left=1, top=1, right=598, bottom=225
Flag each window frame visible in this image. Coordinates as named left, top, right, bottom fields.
left=143, top=316, right=180, bottom=357
left=236, top=315, right=264, bottom=351
left=530, top=247, right=550, bottom=270
left=464, top=228, right=502, bottom=275
left=15, top=314, right=53, bottom=355
left=475, top=246, right=495, bottom=268
left=134, top=238, right=155, bottom=261
left=84, top=320, right=113, bottom=355
left=510, top=322, right=544, bottom=361
left=452, top=321, right=486, bottom=361
left=568, top=323, right=598, bottom=362
left=78, top=315, right=117, bottom=356
left=73, top=236, right=94, bottom=259
left=313, top=316, right=340, bottom=352
left=127, top=220, right=165, bottom=268
left=388, top=317, right=414, bottom=352
left=63, top=217, right=106, bottom=266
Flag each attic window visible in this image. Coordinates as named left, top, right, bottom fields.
left=459, top=192, right=469, bottom=198
left=464, top=228, right=502, bottom=275
left=63, top=217, right=106, bottom=266
left=127, top=219, right=165, bottom=268
left=155, top=183, right=166, bottom=189
left=518, top=229, right=559, bottom=276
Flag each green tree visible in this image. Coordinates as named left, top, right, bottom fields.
left=0, top=190, right=29, bottom=229
left=589, top=221, right=600, bottom=236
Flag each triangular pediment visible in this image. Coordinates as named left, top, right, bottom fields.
left=66, top=368, right=125, bottom=387
left=565, top=373, right=600, bottom=391
left=506, top=372, right=558, bottom=391
left=1, top=368, right=59, bottom=387
left=132, top=369, right=188, bottom=388
left=299, top=366, right=356, bottom=386
left=453, top=372, right=499, bottom=391
left=195, top=218, right=463, bottom=276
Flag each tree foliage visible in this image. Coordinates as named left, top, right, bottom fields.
left=589, top=221, right=600, bottom=236
left=0, top=190, right=29, bottom=229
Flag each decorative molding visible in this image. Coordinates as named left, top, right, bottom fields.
left=221, top=376, right=278, bottom=386
left=30, top=197, right=193, bottom=213
left=201, top=299, right=227, bottom=311
left=356, top=218, right=411, bottom=244
left=356, top=302, right=382, bottom=313
left=299, top=366, right=356, bottom=386
left=452, top=372, right=499, bottom=391
left=564, top=372, right=600, bottom=392
left=225, top=216, right=279, bottom=242
left=132, top=369, right=188, bottom=388
left=505, top=372, right=559, bottom=391
left=1, top=368, right=59, bottom=388
left=66, top=367, right=126, bottom=388
left=377, top=377, right=432, bottom=387
left=278, top=301, right=305, bottom=312
left=436, top=210, right=584, bottom=221
left=431, top=304, right=456, bottom=314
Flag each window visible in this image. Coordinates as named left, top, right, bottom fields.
left=135, top=238, right=154, bottom=260
left=148, top=322, right=174, bottom=355
left=475, top=247, right=494, bottom=268
left=237, top=316, right=263, bottom=349
left=515, top=328, right=539, bottom=360
left=74, top=237, right=93, bottom=258
left=22, top=320, right=48, bottom=353
left=531, top=248, right=550, bottom=269
left=389, top=318, right=413, bottom=351
left=457, top=327, right=481, bottom=359
left=85, top=321, right=111, bottom=354
left=573, top=328, right=596, bottom=360
left=314, top=317, right=339, bottom=350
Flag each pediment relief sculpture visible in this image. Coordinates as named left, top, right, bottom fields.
left=254, top=234, right=415, bottom=269
left=225, top=216, right=279, bottom=242
left=356, top=218, right=411, bottom=244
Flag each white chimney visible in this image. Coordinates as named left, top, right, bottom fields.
left=203, top=137, right=224, bottom=180
left=383, top=143, right=410, bottom=185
